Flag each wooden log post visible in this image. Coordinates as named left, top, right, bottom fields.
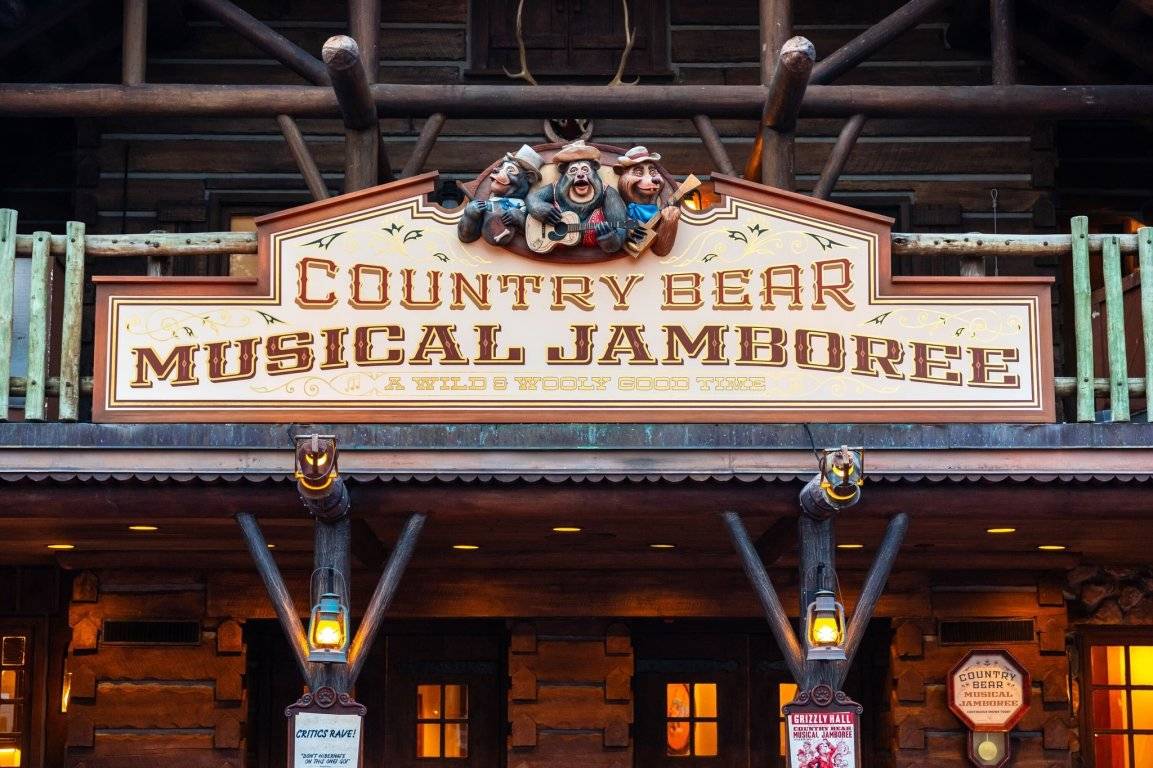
left=813, top=113, right=866, bottom=199
left=24, top=232, right=52, bottom=421
left=809, top=0, right=954, bottom=84
left=122, top=0, right=147, bottom=85
left=323, top=35, right=384, bottom=192
left=1140, top=227, right=1153, bottom=423
left=1102, top=235, right=1130, bottom=421
left=1071, top=216, right=1095, bottom=422
left=989, top=0, right=1017, bottom=85
left=691, top=115, right=736, bottom=176
left=349, top=0, right=394, bottom=183
left=58, top=221, right=85, bottom=422
left=760, top=36, right=815, bottom=190
left=185, top=0, right=329, bottom=85
left=313, top=516, right=352, bottom=692
left=0, top=209, right=14, bottom=419
left=401, top=112, right=447, bottom=178
left=277, top=114, right=330, bottom=201
left=760, top=0, right=792, bottom=84
left=958, top=243, right=987, bottom=277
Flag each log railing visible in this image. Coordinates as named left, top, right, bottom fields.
left=0, top=209, right=1149, bottom=423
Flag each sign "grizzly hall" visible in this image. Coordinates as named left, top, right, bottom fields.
left=92, top=156, right=1053, bottom=423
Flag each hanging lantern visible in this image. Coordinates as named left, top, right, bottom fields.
left=307, top=591, right=350, bottom=663
left=805, top=589, right=847, bottom=661
left=819, top=446, right=864, bottom=504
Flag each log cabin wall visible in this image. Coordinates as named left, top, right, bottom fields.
left=889, top=572, right=1072, bottom=768
left=63, top=570, right=246, bottom=768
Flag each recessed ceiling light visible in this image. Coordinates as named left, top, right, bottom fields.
left=266, top=543, right=276, bottom=549
left=452, top=544, right=479, bottom=550
left=837, top=543, right=864, bottom=550
left=986, top=527, right=1016, bottom=534
left=552, top=526, right=582, bottom=533
left=46, top=544, right=74, bottom=550
left=649, top=543, right=675, bottom=549
left=128, top=525, right=158, bottom=532
left=1038, top=544, right=1067, bottom=551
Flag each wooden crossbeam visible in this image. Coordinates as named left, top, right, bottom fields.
left=1026, top=0, right=1153, bottom=77
left=276, top=114, right=330, bottom=201
left=813, top=113, right=866, bottom=199
left=186, top=0, right=329, bottom=85
left=691, top=115, right=736, bottom=176
left=401, top=112, right=447, bottom=178
left=810, top=0, right=954, bottom=85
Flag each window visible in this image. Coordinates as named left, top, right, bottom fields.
left=1086, top=640, right=1153, bottom=768
left=416, top=684, right=469, bottom=758
left=666, top=683, right=718, bottom=757
left=777, top=682, right=798, bottom=760
left=0, top=636, right=28, bottom=767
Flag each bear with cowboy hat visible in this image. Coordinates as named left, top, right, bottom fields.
left=615, top=145, right=682, bottom=257
left=525, top=140, right=629, bottom=253
left=458, top=144, right=544, bottom=246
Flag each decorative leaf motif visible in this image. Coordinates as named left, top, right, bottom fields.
left=257, top=311, right=285, bottom=325
left=434, top=252, right=450, bottom=263
left=183, top=326, right=194, bottom=337
left=303, top=232, right=344, bottom=249
left=702, top=252, right=718, bottom=263
left=383, top=222, right=403, bottom=234
left=748, top=223, right=767, bottom=235
left=807, top=233, right=846, bottom=251
left=865, top=311, right=891, bottom=326
left=403, top=229, right=424, bottom=242
left=727, top=230, right=748, bottom=243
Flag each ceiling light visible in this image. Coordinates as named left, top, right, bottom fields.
left=649, top=543, right=675, bottom=549
left=46, top=544, right=74, bottom=550
left=128, top=525, right=158, bottom=532
left=266, top=543, right=276, bottom=549
left=836, top=543, right=864, bottom=550
left=1038, top=544, right=1066, bottom=551
left=986, top=527, right=1016, bottom=534
left=452, top=544, right=479, bottom=550
left=552, top=526, right=582, bottom=533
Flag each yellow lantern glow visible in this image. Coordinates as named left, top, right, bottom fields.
left=307, top=591, right=349, bottom=663
left=805, top=589, right=846, bottom=661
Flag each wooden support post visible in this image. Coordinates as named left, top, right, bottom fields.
left=236, top=512, right=315, bottom=685
left=349, top=0, right=380, bottom=83
left=989, top=0, right=1017, bottom=85
left=810, top=0, right=953, bottom=84
left=1071, top=215, right=1095, bottom=422
left=1103, top=235, right=1130, bottom=421
left=402, top=113, right=447, bottom=178
left=797, top=509, right=837, bottom=689
left=1139, top=227, right=1153, bottom=423
left=760, top=36, right=815, bottom=189
left=186, top=0, right=329, bottom=85
left=58, top=221, right=85, bottom=422
left=24, top=232, right=52, bottom=422
left=722, top=511, right=805, bottom=683
left=0, top=209, right=14, bottom=419
left=759, top=0, right=792, bottom=83
left=313, top=516, right=352, bottom=692
left=959, top=246, right=986, bottom=277
left=122, top=0, right=147, bottom=85
left=347, top=512, right=426, bottom=686
left=323, top=35, right=383, bottom=192
left=691, top=115, right=736, bottom=176
left=277, top=114, right=330, bottom=201
left=813, top=113, right=866, bottom=199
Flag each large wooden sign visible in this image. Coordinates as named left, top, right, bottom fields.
left=783, top=685, right=863, bottom=768
left=93, top=143, right=1052, bottom=423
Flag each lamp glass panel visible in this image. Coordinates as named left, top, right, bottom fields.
left=417, top=685, right=442, bottom=719
left=444, top=723, right=468, bottom=758
left=694, top=683, right=717, bottom=718
left=416, top=723, right=441, bottom=758
left=443, top=685, right=467, bottom=719
left=1131, top=690, right=1153, bottom=730
left=1092, top=646, right=1128, bottom=685
left=1094, top=734, right=1129, bottom=768
left=1129, top=646, right=1153, bottom=685
left=0, top=673, right=16, bottom=701
left=0, top=747, right=19, bottom=767
left=1092, top=689, right=1129, bottom=730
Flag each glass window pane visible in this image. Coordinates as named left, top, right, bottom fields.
left=0, top=747, right=20, bottom=767
left=779, top=683, right=798, bottom=715
left=1134, top=735, right=1153, bottom=768
left=0, top=705, right=16, bottom=734
left=694, top=722, right=718, bottom=757
left=0, top=672, right=16, bottom=701
left=0, top=640, right=23, bottom=668
left=417, top=685, right=442, bottom=720
left=667, top=721, right=691, bottom=756
left=667, top=684, right=691, bottom=718
left=444, top=723, right=468, bottom=758
left=694, top=683, right=717, bottom=718
left=443, top=684, right=468, bottom=719
left=1132, top=690, right=1153, bottom=730
left=416, top=723, right=441, bottom=758
left=1130, top=647, right=1153, bottom=686
left=1095, top=734, right=1129, bottom=768
left=1093, top=689, right=1129, bottom=730
left=1092, top=646, right=1128, bottom=685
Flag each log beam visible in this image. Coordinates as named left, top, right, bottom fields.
left=186, top=0, right=329, bottom=85
left=810, top=0, right=953, bottom=84
left=813, top=113, right=866, bottom=199
left=276, top=114, right=330, bottom=201
left=989, top=0, right=1017, bottom=84
left=691, top=115, right=737, bottom=176
left=1026, top=0, right=1153, bottom=77
left=759, top=0, right=792, bottom=83
left=121, top=0, right=147, bottom=85
left=760, top=36, right=815, bottom=189
left=349, top=0, right=379, bottom=83
left=1018, top=31, right=1099, bottom=84
left=323, top=35, right=382, bottom=192
left=401, top=112, right=447, bottom=178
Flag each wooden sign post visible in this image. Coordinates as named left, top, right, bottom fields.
left=783, top=684, right=863, bottom=768
left=286, top=686, right=366, bottom=768
left=947, top=649, right=1031, bottom=768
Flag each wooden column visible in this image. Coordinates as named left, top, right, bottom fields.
left=813, top=113, right=866, bottom=199
left=323, top=35, right=382, bottom=192
left=990, top=0, right=1017, bottom=84
left=760, top=36, right=815, bottom=190
left=401, top=112, right=446, bottom=178
left=122, top=0, right=147, bottom=85
left=759, top=0, right=792, bottom=83
left=809, top=0, right=953, bottom=84
left=691, top=115, right=736, bottom=176
left=349, top=0, right=394, bottom=183
left=277, top=115, right=330, bottom=200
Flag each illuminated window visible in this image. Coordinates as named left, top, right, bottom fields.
left=0, top=636, right=26, bottom=767
left=416, top=684, right=469, bottom=759
left=777, top=682, right=798, bottom=758
left=666, top=683, right=718, bottom=757
left=1087, top=642, right=1153, bottom=768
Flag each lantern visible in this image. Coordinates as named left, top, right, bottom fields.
left=819, top=446, right=864, bottom=504
left=805, top=589, right=846, bottom=661
left=308, top=591, right=349, bottom=663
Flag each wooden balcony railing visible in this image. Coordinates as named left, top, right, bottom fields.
left=0, top=208, right=1149, bottom=423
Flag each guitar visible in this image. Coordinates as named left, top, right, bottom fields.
left=524, top=212, right=637, bottom=254
left=624, top=174, right=702, bottom=257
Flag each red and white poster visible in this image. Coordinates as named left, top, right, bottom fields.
left=786, top=709, right=860, bottom=768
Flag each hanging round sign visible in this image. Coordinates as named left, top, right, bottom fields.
left=947, top=649, right=1031, bottom=732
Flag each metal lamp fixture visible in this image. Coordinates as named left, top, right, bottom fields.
left=307, top=590, right=350, bottom=663
left=805, top=588, right=847, bottom=661
left=819, top=445, right=864, bottom=504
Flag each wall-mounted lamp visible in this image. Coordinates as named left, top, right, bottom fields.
left=307, top=591, right=350, bottom=664
left=805, top=588, right=847, bottom=661
left=819, top=446, right=864, bottom=505
left=294, top=434, right=339, bottom=493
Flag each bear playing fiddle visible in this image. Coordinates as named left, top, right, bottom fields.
left=457, top=144, right=544, bottom=246
left=525, top=140, right=631, bottom=254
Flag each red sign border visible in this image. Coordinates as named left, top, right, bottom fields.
left=947, top=648, right=1032, bottom=732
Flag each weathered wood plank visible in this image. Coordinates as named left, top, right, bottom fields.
left=0, top=209, right=16, bottom=419
left=515, top=687, right=633, bottom=729
left=69, top=646, right=244, bottom=681
left=77, top=682, right=218, bottom=728
left=24, top=231, right=52, bottom=421
left=1071, top=216, right=1094, bottom=421
left=1102, top=235, right=1130, bottom=421
left=58, top=221, right=86, bottom=421
left=1140, top=227, right=1153, bottom=423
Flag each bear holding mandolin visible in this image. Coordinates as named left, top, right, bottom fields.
left=460, top=140, right=698, bottom=259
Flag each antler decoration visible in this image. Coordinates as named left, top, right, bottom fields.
left=503, top=0, right=538, bottom=86
left=607, top=0, right=639, bottom=86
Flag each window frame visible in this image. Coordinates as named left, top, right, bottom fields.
left=665, top=682, right=719, bottom=758
left=415, top=683, right=470, bottom=760
left=1081, top=629, right=1153, bottom=768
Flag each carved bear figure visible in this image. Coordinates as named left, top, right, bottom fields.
left=457, top=144, right=543, bottom=246
left=615, top=146, right=682, bottom=257
left=525, top=140, right=629, bottom=253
